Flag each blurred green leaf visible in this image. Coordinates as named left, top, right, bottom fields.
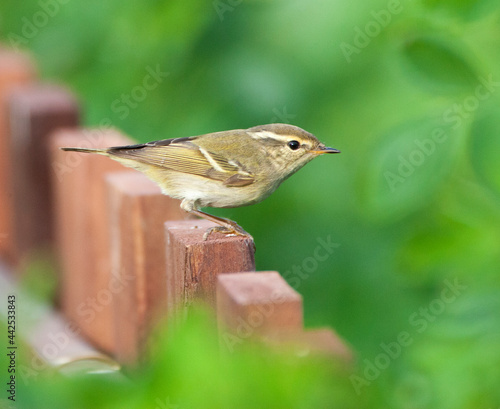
left=404, top=291, right=500, bottom=409
left=422, top=0, right=500, bottom=20
left=19, top=252, right=58, bottom=302
left=402, top=37, right=478, bottom=92
left=360, top=116, right=463, bottom=222
left=469, top=110, right=500, bottom=197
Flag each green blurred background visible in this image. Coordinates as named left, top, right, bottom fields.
left=1, top=0, right=500, bottom=407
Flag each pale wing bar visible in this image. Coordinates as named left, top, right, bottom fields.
left=108, top=140, right=254, bottom=185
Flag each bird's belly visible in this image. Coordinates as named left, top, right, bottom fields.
left=155, top=172, right=270, bottom=209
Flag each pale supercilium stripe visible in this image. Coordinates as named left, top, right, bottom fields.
left=247, top=131, right=294, bottom=143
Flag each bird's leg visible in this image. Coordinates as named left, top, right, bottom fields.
left=188, top=209, right=253, bottom=241
left=180, top=199, right=253, bottom=242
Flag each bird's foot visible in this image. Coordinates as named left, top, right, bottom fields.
left=202, top=223, right=253, bottom=242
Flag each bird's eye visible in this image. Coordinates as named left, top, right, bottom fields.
left=287, top=140, right=300, bottom=150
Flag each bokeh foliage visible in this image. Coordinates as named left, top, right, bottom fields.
left=1, top=0, right=500, bottom=407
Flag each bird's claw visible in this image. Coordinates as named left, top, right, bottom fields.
left=203, top=224, right=254, bottom=244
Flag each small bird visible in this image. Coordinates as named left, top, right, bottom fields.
left=62, top=123, right=339, bottom=240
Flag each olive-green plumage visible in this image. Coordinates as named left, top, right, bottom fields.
left=62, top=123, right=339, bottom=239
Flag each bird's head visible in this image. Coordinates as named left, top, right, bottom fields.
left=246, top=123, right=340, bottom=177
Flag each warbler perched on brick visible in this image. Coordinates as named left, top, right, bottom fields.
left=62, top=123, right=339, bottom=240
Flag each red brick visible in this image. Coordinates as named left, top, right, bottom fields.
left=217, top=271, right=301, bottom=351
left=165, top=220, right=256, bottom=319
left=50, top=128, right=132, bottom=353
left=268, top=328, right=353, bottom=361
left=0, top=50, right=36, bottom=264
left=107, top=172, right=186, bottom=364
left=7, top=84, right=79, bottom=266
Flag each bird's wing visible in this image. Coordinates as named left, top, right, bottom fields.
left=107, top=137, right=255, bottom=186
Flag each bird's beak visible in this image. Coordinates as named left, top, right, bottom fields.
left=312, top=145, right=341, bottom=155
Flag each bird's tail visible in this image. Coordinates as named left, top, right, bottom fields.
left=60, top=147, right=107, bottom=155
